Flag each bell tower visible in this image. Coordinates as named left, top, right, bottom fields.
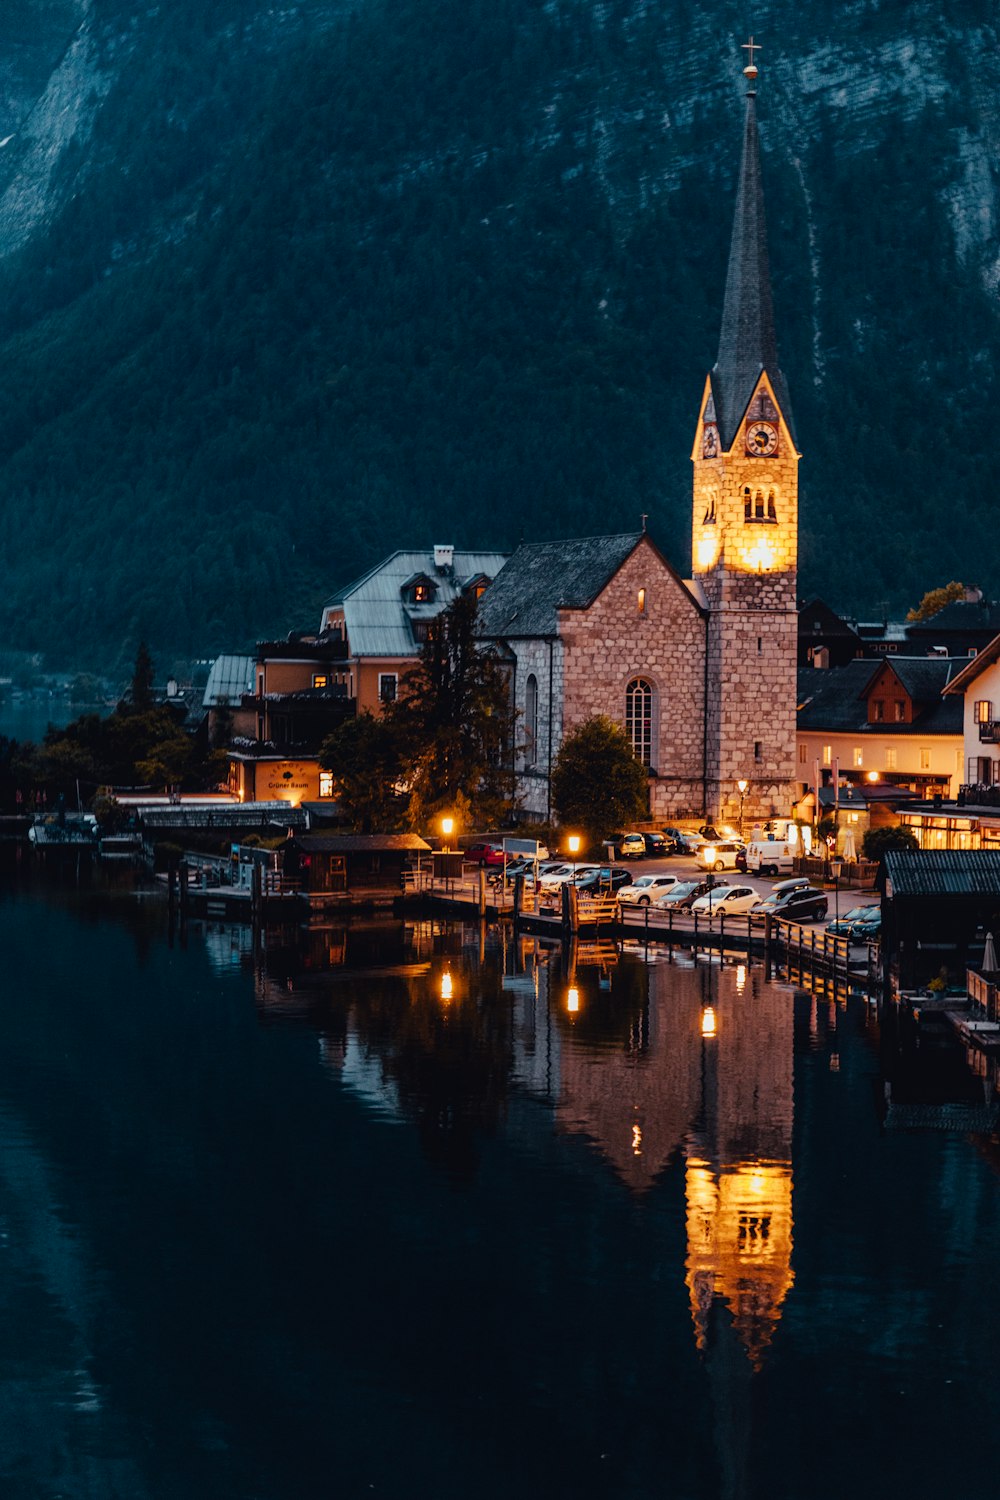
left=692, top=41, right=799, bottom=826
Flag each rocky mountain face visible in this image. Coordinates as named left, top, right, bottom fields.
left=0, top=0, right=997, bottom=666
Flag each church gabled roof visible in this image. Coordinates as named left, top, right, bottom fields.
left=710, top=90, right=796, bottom=451
left=476, top=533, right=649, bottom=639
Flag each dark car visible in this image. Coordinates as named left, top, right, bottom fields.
left=750, top=885, right=828, bottom=924
left=849, top=911, right=882, bottom=941
left=575, top=865, right=633, bottom=895
left=655, top=878, right=713, bottom=910
left=642, top=832, right=668, bottom=857
left=661, top=827, right=688, bottom=854
left=827, top=904, right=880, bottom=938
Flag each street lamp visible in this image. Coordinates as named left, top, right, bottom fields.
left=737, top=779, right=748, bottom=841
left=830, top=857, right=842, bottom=926
left=567, top=833, right=581, bottom=885
left=441, top=815, right=454, bottom=851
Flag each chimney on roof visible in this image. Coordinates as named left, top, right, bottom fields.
left=433, top=544, right=455, bottom=573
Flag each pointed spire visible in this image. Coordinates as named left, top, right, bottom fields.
left=710, top=53, right=794, bottom=450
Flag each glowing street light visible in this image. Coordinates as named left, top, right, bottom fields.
left=440, top=969, right=454, bottom=1002
left=441, top=814, right=454, bottom=850
left=567, top=832, right=581, bottom=884
left=737, top=778, right=748, bottom=840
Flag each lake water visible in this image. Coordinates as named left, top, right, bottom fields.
left=1, top=857, right=999, bottom=1498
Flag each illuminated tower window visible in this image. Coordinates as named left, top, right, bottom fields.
left=626, top=678, right=654, bottom=766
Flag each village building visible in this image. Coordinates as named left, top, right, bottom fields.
left=225, top=544, right=507, bottom=807
left=796, top=657, right=964, bottom=802
left=477, top=61, right=799, bottom=827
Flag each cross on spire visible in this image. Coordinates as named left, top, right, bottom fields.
left=741, top=35, right=762, bottom=71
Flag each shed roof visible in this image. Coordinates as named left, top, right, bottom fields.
left=883, top=850, right=1000, bottom=898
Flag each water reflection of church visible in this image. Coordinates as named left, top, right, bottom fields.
left=510, top=946, right=794, bottom=1370
left=255, top=919, right=795, bottom=1369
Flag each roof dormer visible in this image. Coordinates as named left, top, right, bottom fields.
left=400, top=572, right=438, bottom=605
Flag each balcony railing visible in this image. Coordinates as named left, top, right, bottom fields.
left=979, top=721, right=1000, bottom=743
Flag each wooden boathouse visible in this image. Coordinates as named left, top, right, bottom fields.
left=281, top=833, right=431, bottom=904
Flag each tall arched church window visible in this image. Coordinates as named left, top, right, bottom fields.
left=767, top=490, right=777, bottom=522
left=525, top=674, right=538, bottom=763
left=626, top=678, right=653, bottom=767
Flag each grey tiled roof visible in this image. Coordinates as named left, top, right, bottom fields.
left=290, top=833, right=431, bottom=853
left=711, top=95, right=796, bottom=450
left=476, top=533, right=644, bottom=638
left=797, top=659, right=963, bottom=735
left=324, top=549, right=509, bottom=658
left=883, top=850, right=1000, bottom=898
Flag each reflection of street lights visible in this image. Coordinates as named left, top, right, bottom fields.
left=440, top=969, right=454, bottom=1002
left=701, top=1004, right=717, bottom=1038
left=567, top=986, right=580, bottom=1015
left=737, top=779, right=748, bottom=841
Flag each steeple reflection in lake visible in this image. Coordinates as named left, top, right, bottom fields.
left=3, top=890, right=1000, bottom=1498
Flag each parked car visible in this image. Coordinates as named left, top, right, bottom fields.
left=641, top=832, right=669, bottom=857
left=679, top=832, right=707, bottom=854
left=465, top=841, right=505, bottom=867
left=617, top=832, right=647, bottom=859
left=850, top=911, right=882, bottom=941
left=661, top=828, right=689, bottom=854
left=541, top=863, right=600, bottom=892
left=827, top=903, right=879, bottom=937
left=744, top=839, right=795, bottom=877
left=618, top=873, right=679, bottom=906
left=575, top=865, right=633, bottom=895
left=696, top=840, right=745, bottom=872
left=690, top=884, right=759, bottom=917
left=537, top=863, right=578, bottom=893
left=750, top=885, right=828, bottom=923
left=655, top=879, right=714, bottom=909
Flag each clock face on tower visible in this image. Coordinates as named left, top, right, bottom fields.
left=746, top=420, right=778, bottom=456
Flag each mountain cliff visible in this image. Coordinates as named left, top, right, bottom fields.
left=0, top=0, right=997, bottom=665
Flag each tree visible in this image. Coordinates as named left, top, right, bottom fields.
left=390, top=594, right=517, bottom=829
left=906, top=581, right=965, bottom=623
left=861, top=824, right=919, bottom=861
left=130, top=641, right=155, bottom=710
left=550, top=715, right=648, bottom=849
left=319, top=712, right=406, bottom=833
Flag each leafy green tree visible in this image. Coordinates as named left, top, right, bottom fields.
left=861, top=825, right=919, bottom=861
left=906, top=581, right=965, bottom=623
left=391, top=594, right=517, bottom=829
left=551, top=715, right=648, bottom=849
left=319, top=712, right=406, bottom=833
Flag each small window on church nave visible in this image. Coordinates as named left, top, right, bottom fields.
left=524, top=674, right=538, bottom=763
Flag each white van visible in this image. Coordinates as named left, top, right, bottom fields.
left=745, top=839, right=795, bottom=877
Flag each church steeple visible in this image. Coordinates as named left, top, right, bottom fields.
left=710, top=52, right=794, bottom=451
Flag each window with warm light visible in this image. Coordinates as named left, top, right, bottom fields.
left=885, top=747, right=897, bottom=770
left=853, top=748, right=864, bottom=767
left=319, top=771, right=334, bottom=798
left=976, top=700, right=993, bottom=724
left=637, top=588, right=646, bottom=615
left=919, top=747, right=931, bottom=770
left=312, top=674, right=328, bottom=688
left=894, top=700, right=906, bottom=722
left=822, top=745, right=832, bottom=766
left=798, top=743, right=807, bottom=764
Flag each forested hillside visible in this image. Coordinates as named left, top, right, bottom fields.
left=0, top=0, right=997, bottom=666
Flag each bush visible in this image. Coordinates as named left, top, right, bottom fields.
left=861, top=825, right=919, bottom=861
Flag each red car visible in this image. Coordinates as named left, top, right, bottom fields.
left=465, top=841, right=505, bottom=867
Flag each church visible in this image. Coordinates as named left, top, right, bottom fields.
left=476, top=53, right=799, bottom=830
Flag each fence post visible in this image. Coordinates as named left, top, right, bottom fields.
left=764, top=913, right=772, bottom=979
left=478, top=867, right=487, bottom=916
left=513, top=875, right=523, bottom=922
